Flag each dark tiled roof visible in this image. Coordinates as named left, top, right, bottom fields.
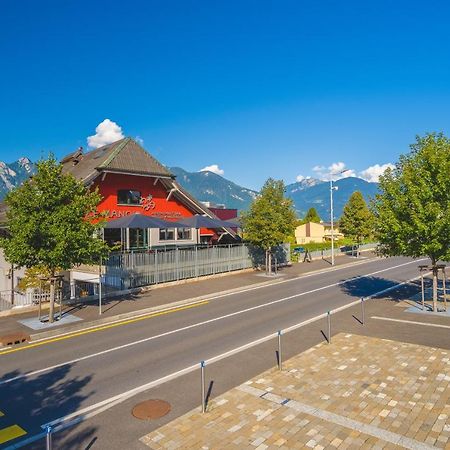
left=61, top=138, right=172, bottom=184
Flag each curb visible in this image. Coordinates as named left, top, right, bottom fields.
left=1, top=252, right=379, bottom=347
left=27, top=278, right=280, bottom=342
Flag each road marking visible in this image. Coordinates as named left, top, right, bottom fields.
left=0, top=425, right=27, bottom=445
left=19, top=255, right=382, bottom=346
left=0, top=258, right=425, bottom=387
left=8, top=267, right=426, bottom=447
left=371, top=316, right=450, bottom=329
left=0, top=255, right=392, bottom=351
left=237, top=385, right=434, bottom=450
left=0, top=301, right=209, bottom=357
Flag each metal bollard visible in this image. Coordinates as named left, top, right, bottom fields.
left=421, top=272, right=425, bottom=311
left=361, top=297, right=365, bottom=325
left=46, top=425, right=53, bottom=450
left=327, top=311, right=331, bottom=344
left=200, top=361, right=206, bottom=413
left=278, top=330, right=282, bottom=371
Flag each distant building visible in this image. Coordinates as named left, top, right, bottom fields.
left=295, top=221, right=343, bottom=244
left=200, top=201, right=238, bottom=222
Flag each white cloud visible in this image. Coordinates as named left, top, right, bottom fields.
left=313, top=162, right=355, bottom=180
left=87, top=119, right=125, bottom=149
left=135, top=136, right=144, bottom=146
left=199, top=164, right=224, bottom=176
left=359, top=163, right=395, bottom=183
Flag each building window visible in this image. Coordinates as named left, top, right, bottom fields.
left=129, top=228, right=148, bottom=249
left=177, top=227, right=191, bottom=240
left=117, top=190, right=141, bottom=205
left=159, top=228, right=175, bottom=241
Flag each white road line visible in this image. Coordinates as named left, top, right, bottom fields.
left=371, top=316, right=450, bottom=329
left=33, top=266, right=429, bottom=435
left=29, top=255, right=380, bottom=344
left=237, top=385, right=435, bottom=450
left=0, top=258, right=425, bottom=387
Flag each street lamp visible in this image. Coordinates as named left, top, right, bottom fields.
left=329, top=169, right=351, bottom=266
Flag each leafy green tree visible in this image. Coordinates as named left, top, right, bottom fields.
left=241, top=178, right=297, bottom=273
left=0, top=156, right=110, bottom=322
left=302, top=207, right=321, bottom=224
left=373, top=133, right=450, bottom=312
left=339, top=191, right=373, bottom=254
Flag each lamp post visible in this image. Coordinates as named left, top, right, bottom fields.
left=329, top=169, right=351, bottom=266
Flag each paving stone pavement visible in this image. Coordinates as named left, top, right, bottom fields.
left=140, top=333, right=450, bottom=449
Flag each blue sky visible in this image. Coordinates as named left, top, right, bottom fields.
left=1, top=0, right=450, bottom=189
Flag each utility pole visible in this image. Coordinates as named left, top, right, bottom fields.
left=330, top=179, right=336, bottom=266
left=329, top=168, right=351, bottom=266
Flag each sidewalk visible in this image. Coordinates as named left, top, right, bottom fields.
left=0, top=252, right=376, bottom=342
left=140, top=332, right=450, bottom=449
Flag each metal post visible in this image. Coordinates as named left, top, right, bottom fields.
left=155, top=249, right=159, bottom=284
left=421, top=271, right=425, bottom=311
left=176, top=247, right=179, bottom=281
left=327, top=311, right=331, bottom=344
left=99, top=257, right=102, bottom=316
left=330, top=180, right=335, bottom=266
left=46, top=425, right=53, bottom=450
left=59, top=279, right=62, bottom=320
left=361, top=297, right=365, bottom=325
left=200, top=360, right=206, bottom=413
left=38, top=279, right=43, bottom=322
left=278, top=330, right=282, bottom=371
left=195, top=246, right=198, bottom=278
left=10, top=264, right=14, bottom=305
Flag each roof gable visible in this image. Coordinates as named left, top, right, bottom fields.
left=61, top=138, right=172, bottom=184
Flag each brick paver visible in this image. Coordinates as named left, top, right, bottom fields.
left=140, top=333, right=450, bottom=449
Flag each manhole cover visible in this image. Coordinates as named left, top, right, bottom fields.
left=132, top=399, right=171, bottom=420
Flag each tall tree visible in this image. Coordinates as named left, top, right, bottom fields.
left=241, top=178, right=297, bottom=273
left=339, top=191, right=373, bottom=254
left=373, top=133, right=450, bottom=312
left=303, top=207, right=321, bottom=224
left=0, top=156, right=110, bottom=322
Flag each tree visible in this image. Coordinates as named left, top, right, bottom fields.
left=302, top=207, right=321, bottom=224
left=241, top=178, right=297, bottom=273
left=0, top=156, right=110, bottom=322
left=339, top=191, right=373, bottom=255
left=373, top=133, right=450, bottom=312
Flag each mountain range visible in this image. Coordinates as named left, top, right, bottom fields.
left=0, top=158, right=34, bottom=199
left=0, top=158, right=379, bottom=219
left=170, top=167, right=379, bottom=219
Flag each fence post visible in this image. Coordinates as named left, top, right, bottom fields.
left=278, top=330, right=282, bottom=371
left=228, top=244, right=232, bottom=272
left=155, top=249, right=159, bottom=284
left=99, top=257, right=102, bottom=316
left=176, top=247, right=180, bottom=281
left=46, top=425, right=53, bottom=450
left=361, top=297, right=365, bottom=325
left=200, top=360, right=206, bottom=413
left=195, top=246, right=199, bottom=278
left=327, top=311, right=331, bottom=344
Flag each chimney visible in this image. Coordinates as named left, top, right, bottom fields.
left=73, top=147, right=83, bottom=165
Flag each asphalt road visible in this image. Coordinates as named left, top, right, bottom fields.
left=0, top=256, right=428, bottom=449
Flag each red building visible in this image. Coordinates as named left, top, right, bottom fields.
left=61, top=138, right=230, bottom=249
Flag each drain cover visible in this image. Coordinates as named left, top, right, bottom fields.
left=132, top=399, right=171, bottom=420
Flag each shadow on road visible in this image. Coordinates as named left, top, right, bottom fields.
left=339, top=275, right=424, bottom=302
left=0, top=364, right=97, bottom=449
